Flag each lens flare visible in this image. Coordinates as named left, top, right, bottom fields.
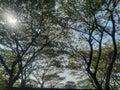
left=6, top=14, right=17, bottom=25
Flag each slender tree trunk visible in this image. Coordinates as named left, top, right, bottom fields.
left=86, top=68, right=102, bottom=90
left=20, top=69, right=26, bottom=87
left=94, top=32, right=103, bottom=76
left=86, top=34, right=102, bottom=89
left=105, top=13, right=117, bottom=90
left=105, top=36, right=117, bottom=90
left=41, top=82, right=45, bottom=88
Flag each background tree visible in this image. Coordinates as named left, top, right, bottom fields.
left=64, top=81, right=76, bottom=89
left=31, top=55, right=65, bottom=88
left=58, top=0, right=120, bottom=89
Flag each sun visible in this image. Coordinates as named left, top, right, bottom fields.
left=2, top=11, right=18, bottom=28
left=1, top=9, right=21, bottom=30
left=6, top=14, right=17, bottom=26
left=7, top=15, right=17, bottom=25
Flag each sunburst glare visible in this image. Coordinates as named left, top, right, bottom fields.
left=6, top=14, right=17, bottom=25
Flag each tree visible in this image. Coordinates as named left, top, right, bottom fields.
left=58, top=0, right=120, bottom=89
left=31, top=55, right=65, bottom=88
left=64, top=81, right=76, bottom=89
left=0, top=0, right=69, bottom=89
left=45, top=73, right=65, bottom=88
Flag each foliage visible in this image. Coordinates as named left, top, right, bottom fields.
left=57, top=0, right=120, bottom=89
left=25, top=55, right=65, bottom=88
left=0, top=0, right=70, bottom=88
left=0, top=0, right=120, bottom=89
left=0, top=80, right=6, bottom=90
left=64, top=81, right=76, bottom=89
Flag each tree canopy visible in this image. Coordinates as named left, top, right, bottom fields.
left=0, top=0, right=120, bottom=90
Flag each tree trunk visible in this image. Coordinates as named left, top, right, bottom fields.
left=41, top=82, right=44, bottom=88
left=5, top=81, right=15, bottom=90
left=86, top=68, right=102, bottom=90
left=105, top=13, right=117, bottom=90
